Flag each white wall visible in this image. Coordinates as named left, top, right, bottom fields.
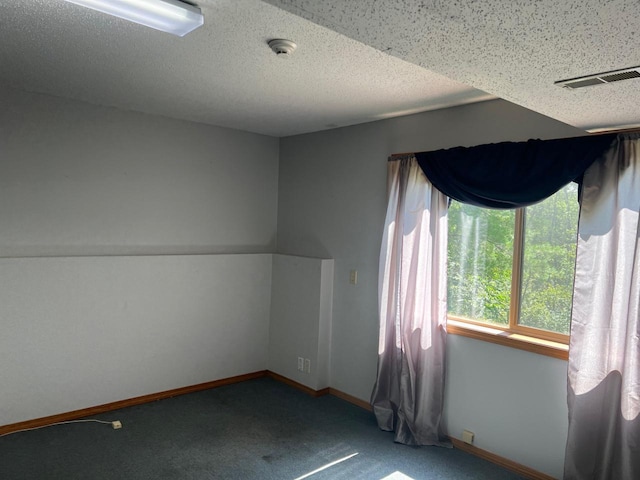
left=445, top=335, right=570, bottom=477
left=268, top=254, right=333, bottom=390
left=276, top=99, right=584, bottom=478
left=0, top=88, right=279, bottom=424
left=0, top=254, right=272, bottom=425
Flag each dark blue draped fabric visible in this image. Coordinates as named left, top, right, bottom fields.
left=415, top=134, right=618, bottom=209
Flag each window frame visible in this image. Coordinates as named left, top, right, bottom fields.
left=447, top=206, right=571, bottom=359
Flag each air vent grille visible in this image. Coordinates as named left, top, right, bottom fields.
left=563, top=78, right=605, bottom=89
left=599, top=70, right=640, bottom=83
left=555, top=66, right=640, bottom=89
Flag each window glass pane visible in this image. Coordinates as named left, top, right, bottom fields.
left=447, top=201, right=514, bottom=326
left=519, top=183, right=579, bottom=334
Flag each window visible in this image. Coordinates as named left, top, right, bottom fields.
left=447, top=183, right=579, bottom=352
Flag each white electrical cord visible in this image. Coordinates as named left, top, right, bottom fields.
left=0, top=419, right=122, bottom=438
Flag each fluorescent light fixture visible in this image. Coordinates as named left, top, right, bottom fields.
left=64, top=0, right=204, bottom=37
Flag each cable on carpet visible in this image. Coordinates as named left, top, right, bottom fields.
left=0, top=419, right=122, bottom=437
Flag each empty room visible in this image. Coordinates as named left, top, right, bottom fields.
left=1, top=1, right=638, bottom=479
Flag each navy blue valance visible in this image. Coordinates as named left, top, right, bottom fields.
left=414, top=133, right=618, bottom=209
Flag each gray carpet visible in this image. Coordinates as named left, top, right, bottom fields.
left=1, top=377, right=524, bottom=479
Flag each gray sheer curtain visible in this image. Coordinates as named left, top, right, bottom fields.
left=370, top=156, right=450, bottom=446
left=565, top=133, right=640, bottom=479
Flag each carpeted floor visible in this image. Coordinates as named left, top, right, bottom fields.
left=1, top=377, right=524, bottom=479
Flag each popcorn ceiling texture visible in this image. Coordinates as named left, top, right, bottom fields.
left=0, top=0, right=492, bottom=137
left=266, top=0, right=640, bottom=132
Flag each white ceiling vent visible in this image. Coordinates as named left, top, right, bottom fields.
left=556, top=66, right=640, bottom=89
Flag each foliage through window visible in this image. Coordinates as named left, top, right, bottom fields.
left=447, top=183, right=579, bottom=341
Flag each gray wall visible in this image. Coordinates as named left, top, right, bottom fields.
left=0, top=87, right=278, bottom=257
left=0, top=87, right=279, bottom=424
left=276, top=99, right=584, bottom=478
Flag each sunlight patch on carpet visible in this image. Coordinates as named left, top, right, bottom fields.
left=293, top=452, right=359, bottom=480
left=380, top=472, right=416, bottom=480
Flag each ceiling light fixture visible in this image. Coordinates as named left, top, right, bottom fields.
left=64, top=0, right=204, bottom=37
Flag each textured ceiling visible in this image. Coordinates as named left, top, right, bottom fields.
left=265, top=0, right=640, bottom=133
left=0, top=0, right=493, bottom=137
left=5, top=1, right=635, bottom=136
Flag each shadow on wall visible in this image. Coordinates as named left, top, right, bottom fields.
left=278, top=234, right=331, bottom=259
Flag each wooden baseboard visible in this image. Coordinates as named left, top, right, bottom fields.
left=264, top=374, right=373, bottom=412
left=0, top=370, right=268, bottom=436
left=1, top=370, right=332, bottom=436
left=449, top=437, right=556, bottom=480
left=265, top=371, right=330, bottom=397
left=328, top=388, right=373, bottom=411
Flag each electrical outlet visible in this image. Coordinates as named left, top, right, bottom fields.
left=462, top=429, right=474, bottom=444
left=112, top=420, right=122, bottom=430
left=304, top=358, right=311, bottom=373
left=349, top=270, right=358, bottom=285
left=297, top=357, right=304, bottom=372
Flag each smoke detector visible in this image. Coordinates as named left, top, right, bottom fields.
left=555, top=66, right=640, bottom=89
left=268, top=39, right=297, bottom=56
